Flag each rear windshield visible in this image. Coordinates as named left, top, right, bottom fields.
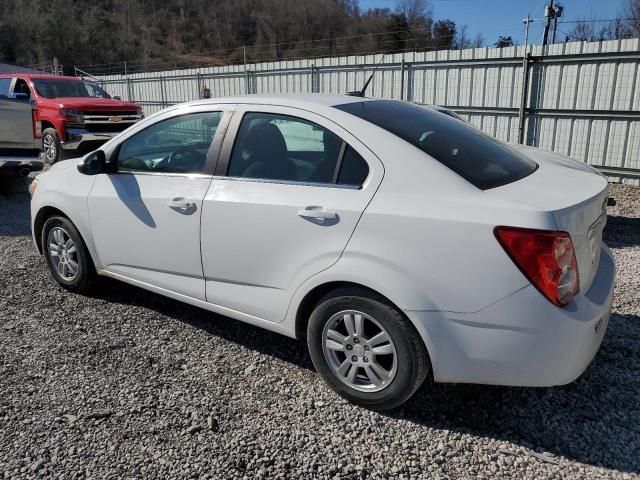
left=33, top=79, right=110, bottom=99
left=335, top=100, right=537, bottom=190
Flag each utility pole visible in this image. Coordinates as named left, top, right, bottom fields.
left=542, top=1, right=563, bottom=46
left=551, top=4, right=564, bottom=43
left=523, top=14, right=534, bottom=51
left=541, top=0, right=554, bottom=47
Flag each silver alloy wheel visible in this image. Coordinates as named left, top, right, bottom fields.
left=322, top=310, right=398, bottom=392
left=47, top=227, right=79, bottom=281
left=43, top=134, right=57, bottom=162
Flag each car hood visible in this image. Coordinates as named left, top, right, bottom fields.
left=37, top=97, right=140, bottom=111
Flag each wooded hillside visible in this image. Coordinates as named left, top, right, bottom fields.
left=1, top=0, right=461, bottom=74
left=1, top=0, right=638, bottom=75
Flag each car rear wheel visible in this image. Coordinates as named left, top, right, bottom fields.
left=307, top=287, right=430, bottom=410
left=42, top=216, right=96, bottom=292
left=42, top=128, right=62, bottom=164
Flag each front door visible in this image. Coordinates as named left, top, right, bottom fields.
left=200, top=105, right=383, bottom=321
left=88, top=108, right=230, bottom=300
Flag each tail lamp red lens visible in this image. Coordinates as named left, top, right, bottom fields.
left=494, top=227, right=580, bottom=307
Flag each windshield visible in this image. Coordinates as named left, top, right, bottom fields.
left=33, top=79, right=111, bottom=99
left=335, top=100, right=537, bottom=190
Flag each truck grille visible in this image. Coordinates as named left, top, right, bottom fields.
left=81, top=110, right=139, bottom=117
left=66, top=111, right=143, bottom=133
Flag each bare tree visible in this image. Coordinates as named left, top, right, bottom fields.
left=471, top=33, right=486, bottom=48
left=623, top=0, right=640, bottom=36
left=395, top=0, right=431, bottom=26
left=456, top=24, right=469, bottom=49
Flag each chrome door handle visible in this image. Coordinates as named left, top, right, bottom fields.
left=167, top=197, right=195, bottom=209
left=297, top=206, right=336, bottom=220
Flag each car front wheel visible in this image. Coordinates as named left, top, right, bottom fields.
left=307, top=287, right=430, bottom=410
left=42, top=216, right=96, bottom=292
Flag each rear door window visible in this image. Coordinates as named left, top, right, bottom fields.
left=227, top=112, right=368, bottom=187
left=335, top=100, right=537, bottom=190
left=0, top=78, right=11, bottom=97
left=12, top=78, right=31, bottom=100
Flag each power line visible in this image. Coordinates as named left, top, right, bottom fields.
left=77, top=29, right=464, bottom=75
left=558, top=18, right=636, bottom=24
left=75, top=27, right=452, bottom=72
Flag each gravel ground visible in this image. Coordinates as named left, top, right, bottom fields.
left=0, top=183, right=638, bottom=479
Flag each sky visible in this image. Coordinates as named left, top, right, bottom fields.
left=361, top=0, right=627, bottom=46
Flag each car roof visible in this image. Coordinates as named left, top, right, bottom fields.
left=188, top=93, right=379, bottom=110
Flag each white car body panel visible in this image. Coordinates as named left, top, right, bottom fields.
left=30, top=94, right=615, bottom=388
left=88, top=173, right=212, bottom=300
left=201, top=104, right=384, bottom=322
left=494, top=144, right=609, bottom=293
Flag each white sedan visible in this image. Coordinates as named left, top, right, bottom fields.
left=30, top=95, right=615, bottom=410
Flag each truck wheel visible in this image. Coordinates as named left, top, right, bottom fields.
left=42, top=128, right=62, bottom=164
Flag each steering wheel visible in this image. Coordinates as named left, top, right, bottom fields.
left=167, top=146, right=204, bottom=171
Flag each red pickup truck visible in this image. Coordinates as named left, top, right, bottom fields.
left=0, top=74, right=143, bottom=163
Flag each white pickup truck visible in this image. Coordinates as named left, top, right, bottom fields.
left=0, top=96, right=43, bottom=178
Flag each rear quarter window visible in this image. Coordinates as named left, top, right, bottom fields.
left=335, top=100, right=537, bottom=190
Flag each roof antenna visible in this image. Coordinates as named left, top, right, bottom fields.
left=346, top=54, right=386, bottom=97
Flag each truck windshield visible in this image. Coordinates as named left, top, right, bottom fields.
left=335, top=100, right=537, bottom=190
left=33, top=79, right=111, bottom=99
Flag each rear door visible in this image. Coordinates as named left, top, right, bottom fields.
left=200, top=105, right=383, bottom=322
left=0, top=79, right=37, bottom=151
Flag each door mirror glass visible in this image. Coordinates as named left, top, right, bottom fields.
left=77, top=150, right=107, bottom=175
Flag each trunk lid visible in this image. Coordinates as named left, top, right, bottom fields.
left=488, top=145, right=609, bottom=293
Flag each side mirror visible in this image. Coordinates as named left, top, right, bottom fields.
left=113, top=96, right=121, bottom=100
left=77, top=150, right=116, bottom=175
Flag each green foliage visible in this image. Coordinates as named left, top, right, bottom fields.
left=494, top=36, right=514, bottom=48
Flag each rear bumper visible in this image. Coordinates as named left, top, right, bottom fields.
left=61, top=129, right=125, bottom=151
left=0, top=154, right=44, bottom=176
left=406, top=245, right=615, bottom=387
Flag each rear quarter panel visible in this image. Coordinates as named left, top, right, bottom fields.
left=285, top=120, right=556, bottom=321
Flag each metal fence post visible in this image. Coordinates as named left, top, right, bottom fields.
left=160, top=76, right=166, bottom=107
left=399, top=59, right=405, bottom=100
left=196, top=72, right=202, bottom=99
left=517, top=53, right=531, bottom=145
left=244, top=70, right=251, bottom=94
left=310, top=64, right=317, bottom=93
left=126, top=76, right=132, bottom=102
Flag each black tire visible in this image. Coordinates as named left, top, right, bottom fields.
left=42, top=128, right=63, bottom=165
left=41, top=216, right=96, bottom=293
left=307, top=287, right=430, bottom=411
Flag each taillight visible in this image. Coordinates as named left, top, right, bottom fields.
left=494, top=227, right=580, bottom=307
left=32, top=109, right=42, bottom=138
